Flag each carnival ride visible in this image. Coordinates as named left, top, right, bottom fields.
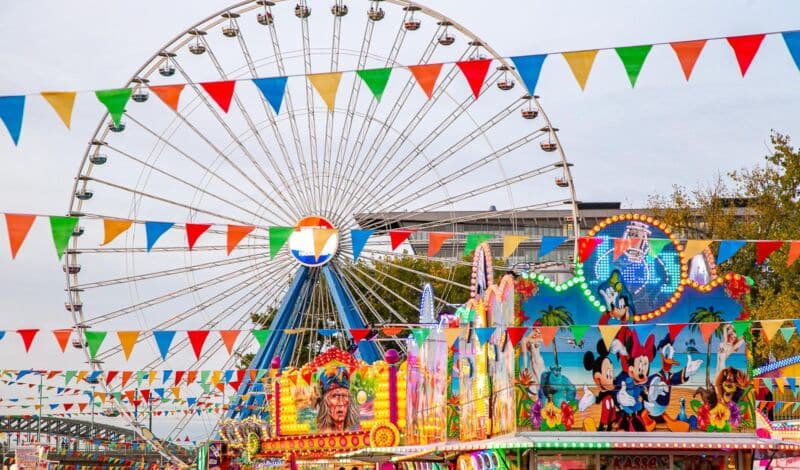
left=61, top=0, right=579, bottom=465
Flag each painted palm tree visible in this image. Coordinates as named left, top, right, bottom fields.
left=536, top=305, right=574, bottom=368
left=688, top=306, right=725, bottom=387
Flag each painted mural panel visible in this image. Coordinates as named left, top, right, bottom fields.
left=487, top=275, right=517, bottom=435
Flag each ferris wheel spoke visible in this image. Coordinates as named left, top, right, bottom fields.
left=345, top=251, right=469, bottom=290
left=344, top=261, right=457, bottom=309
left=337, top=267, right=390, bottom=326
left=338, top=265, right=416, bottom=321
left=296, top=14, right=323, bottom=210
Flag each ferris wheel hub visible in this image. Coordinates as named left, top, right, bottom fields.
left=288, top=215, right=339, bottom=267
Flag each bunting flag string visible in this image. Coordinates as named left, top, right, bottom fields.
left=2, top=28, right=799, bottom=145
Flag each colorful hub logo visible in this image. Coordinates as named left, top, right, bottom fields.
left=289, top=216, right=339, bottom=267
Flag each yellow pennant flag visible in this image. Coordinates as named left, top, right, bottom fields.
left=562, top=50, right=599, bottom=90
left=102, top=219, right=133, bottom=245
left=41, top=91, right=77, bottom=129
left=313, top=228, right=337, bottom=260
left=775, top=377, right=787, bottom=394
left=170, top=387, right=181, bottom=400
left=148, top=370, right=157, bottom=386
left=444, top=328, right=464, bottom=348
left=211, top=370, right=222, bottom=385
left=116, top=331, right=140, bottom=361
left=760, top=319, right=784, bottom=342
left=598, top=324, right=621, bottom=349
left=503, top=235, right=528, bottom=259
left=75, top=371, right=88, bottom=383
left=682, top=240, right=712, bottom=260
left=308, top=72, right=343, bottom=111
left=95, top=392, right=107, bottom=404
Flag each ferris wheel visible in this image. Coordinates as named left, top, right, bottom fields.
left=63, top=0, right=579, bottom=465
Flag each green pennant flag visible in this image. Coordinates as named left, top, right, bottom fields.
left=615, top=45, right=652, bottom=87
left=252, top=329, right=271, bottom=347
left=64, top=370, right=77, bottom=386
left=732, top=320, right=752, bottom=337
left=112, top=392, right=122, bottom=401
left=648, top=238, right=671, bottom=258
left=256, top=369, right=268, bottom=382
left=570, top=325, right=591, bottom=344
left=464, top=233, right=495, bottom=256
left=357, top=68, right=393, bottom=102
left=95, top=88, right=133, bottom=127
left=200, top=382, right=213, bottom=394
left=269, top=227, right=295, bottom=259
left=780, top=327, right=795, bottom=342
left=412, top=327, right=431, bottom=347
left=50, top=216, right=79, bottom=260
left=200, top=370, right=210, bottom=384
left=136, top=370, right=147, bottom=388
left=83, top=331, right=107, bottom=360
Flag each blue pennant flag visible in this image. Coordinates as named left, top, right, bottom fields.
left=716, top=240, right=747, bottom=265
left=783, top=31, right=800, bottom=71
left=145, top=221, right=174, bottom=251
left=252, top=77, right=288, bottom=114
left=319, top=329, right=337, bottom=337
left=474, top=327, right=496, bottom=346
left=350, top=229, right=374, bottom=262
left=153, top=388, right=165, bottom=399
left=87, top=370, right=102, bottom=383
left=539, top=236, right=567, bottom=258
left=511, top=55, right=547, bottom=95
left=224, top=369, right=234, bottom=384
left=153, top=330, right=176, bottom=361
left=0, top=331, right=5, bottom=342
left=57, top=387, right=64, bottom=394
left=49, top=404, right=59, bottom=410
left=187, top=397, right=197, bottom=407
left=16, top=370, right=33, bottom=380
left=0, top=95, right=25, bottom=146
left=162, top=370, right=173, bottom=384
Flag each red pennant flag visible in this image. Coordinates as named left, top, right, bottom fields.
left=670, top=40, right=707, bottom=80
left=727, top=34, right=766, bottom=76
left=121, top=371, right=133, bottom=388
left=613, top=238, right=630, bottom=261
left=226, top=225, right=255, bottom=255
left=302, top=369, right=313, bottom=385
left=63, top=403, right=73, bottom=412
left=140, top=389, right=150, bottom=402
left=787, top=241, right=800, bottom=267
left=578, top=237, right=603, bottom=263
left=4, top=214, right=36, bottom=259
left=150, top=84, right=186, bottom=111
left=668, top=323, right=687, bottom=342
left=52, top=329, right=72, bottom=353
left=200, top=80, right=236, bottom=113
left=218, top=330, right=240, bottom=355
left=46, top=370, right=60, bottom=380
left=17, top=329, right=38, bottom=352
left=427, top=232, right=454, bottom=257
left=186, top=223, right=212, bottom=251
left=105, top=370, right=119, bottom=384
left=237, top=369, right=246, bottom=384
left=187, top=331, right=210, bottom=360
left=698, top=322, right=721, bottom=344
left=407, top=63, right=444, bottom=98
left=349, top=328, right=371, bottom=344
left=538, top=327, right=558, bottom=347
left=389, top=230, right=415, bottom=250
left=506, top=326, right=529, bottom=347
left=456, top=59, right=493, bottom=99
left=756, top=240, right=783, bottom=265
left=174, top=370, right=186, bottom=386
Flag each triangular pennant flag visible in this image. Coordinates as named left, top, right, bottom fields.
left=252, top=329, right=271, bottom=348
left=456, top=59, right=493, bottom=99
left=49, top=216, right=79, bottom=260
left=539, top=236, right=567, bottom=259
left=506, top=327, right=529, bottom=347
left=186, top=223, right=212, bottom=251
left=53, top=329, right=72, bottom=353
left=562, top=50, right=598, bottom=90
left=647, top=238, right=671, bottom=258
left=41, top=92, right=77, bottom=129
left=145, top=221, right=174, bottom=251
left=200, top=80, right=236, bottom=113
left=538, top=327, right=558, bottom=347
left=105, top=370, right=119, bottom=384
left=64, top=370, right=77, bottom=385
left=149, top=84, right=185, bottom=112
left=511, top=54, right=547, bottom=95
left=407, top=63, right=443, bottom=98
left=503, top=235, right=528, bottom=259
left=727, top=34, right=766, bottom=76
left=598, top=325, right=622, bottom=349
left=444, top=328, right=463, bottom=348
left=226, top=224, right=254, bottom=255
left=307, top=72, right=343, bottom=111
left=783, top=32, right=800, bottom=71
left=5, top=214, right=36, bottom=259
left=102, top=219, right=133, bottom=246
left=411, top=328, right=431, bottom=347
left=349, top=328, right=371, bottom=344
left=699, top=322, right=720, bottom=344
left=570, top=325, right=590, bottom=344
left=717, top=240, right=747, bottom=265
left=162, top=369, right=172, bottom=384
left=389, top=230, right=414, bottom=250
left=786, top=241, right=800, bottom=267
left=116, top=331, right=140, bottom=361
left=464, top=233, right=494, bottom=256
left=613, top=238, right=631, bottom=261
left=0, top=96, right=25, bottom=145
left=153, top=331, right=176, bottom=361
left=578, top=237, right=603, bottom=263
left=345, top=229, right=373, bottom=262
left=187, top=331, right=210, bottom=360
left=312, top=228, right=337, bottom=260
left=319, top=329, right=338, bottom=337
left=682, top=240, right=711, bottom=260
left=428, top=232, right=454, bottom=257
left=668, top=323, right=687, bottom=342
left=17, top=329, right=38, bottom=353
left=474, top=327, right=496, bottom=346
left=732, top=320, right=751, bottom=337
left=269, top=226, right=294, bottom=259
left=357, top=68, right=393, bottom=102
left=84, top=331, right=107, bottom=360
left=178, top=370, right=189, bottom=385
left=616, top=45, right=652, bottom=87
left=780, top=326, right=795, bottom=343
left=670, top=40, right=707, bottom=80
left=94, top=88, right=132, bottom=127
left=121, top=370, right=133, bottom=388
left=218, top=330, right=240, bottom=355
left=760, top=320, right=784, bottom=342
left=756, top=241, right=783, bottom=265
left=252, top=77, right=288, bottom=114
left=382, top=326, right=403, bottom=336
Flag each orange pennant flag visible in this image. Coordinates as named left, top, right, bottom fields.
left=613, top=238, right=630, bottom=261
left=698, top=322, right=720, bottom=344
left=407, top=63, right=444, bottom=98
left=102, top=219, right=133, bottom=246
left=52, top=329, right=72, bottom=353
left=670, top=40, right=707, bottom=80
left=538, top=327, right=558, bottom=347
left=381, top=326, right=403, bottom=336
left=787, top=241, right=800, bottom=267
left=682, top=240, right=712, bottom=260
left=150, top=84, right=186, bottom=111
left=307, top=72, right=343, bottom=111
left=218, top=330, right=241, bottom=355
left=40, top=92, right=77, bottom=129
left=562, top=50, right=599, bottom=90
left=502, top=235, right=528, bottom=259
left=120, top=371, right=133, bottom=388
left=312, top=228, right=337, bottom=260
left=428, top=232, right=454, bottom=257
left=444, top=328, right=463, bottom=348
left=227, top=224, right=255, bottom=255
left=117, top=331, right=140, bottom=361
left=4, top=214, right=36, bottom=259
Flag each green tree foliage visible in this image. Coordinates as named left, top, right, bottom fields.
left=535, top=305, right=574, bottom=368
left=648, top=132, right=800, bottom=364
left=688, top=306, right=725, bottom=387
